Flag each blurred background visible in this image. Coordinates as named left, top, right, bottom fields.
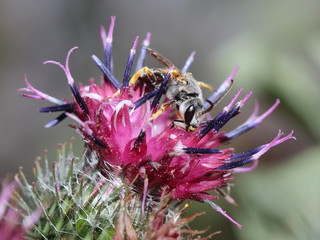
left=1, top=0, right=319, bottom=239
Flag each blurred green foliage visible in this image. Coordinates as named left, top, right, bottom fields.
left=207, top=1, right=320, bottom=239
left=234, top=146, right=320, bottom=240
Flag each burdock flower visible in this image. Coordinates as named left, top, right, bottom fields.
left=19, top=16, right=295, bottom=229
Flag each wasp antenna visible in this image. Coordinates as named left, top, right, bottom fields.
left=200, top=100, right=214, bottom=115
left=204, top=66, right=239, bottom=110
left=147, top=48, right=176, bottom=68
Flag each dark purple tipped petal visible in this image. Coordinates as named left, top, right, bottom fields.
left=134, top=89, right=159, bottom=109
left=69, top=84, right=89, bottom=116
left=39, top=103, right=74, bottom=113
left=200, top=114, right=225, bottom=137
left=216, top=130, right=296, bottom=171
left=215, top=156, right=255, bottom=170
left=135, top=32, right=151, bottom=72
left=100, top=26, right=107, bottom=50
left=226, top=145, right=264, bottom=162
left=122, top=36, right=139, bottom=88
left=151, top=68, right=173, bottom=109
left=212, top=92, right=252, bottom=133
left=44, top=112, right=67, bottom=128
left=181, top=51, right=196, bottom=73
left=225, top=99, right=280, bottom=140
left=225, top=123, right=255, bottom=141
left=104, top=16, right=116, bottom=71
left=204, top=66, right=239, bottom=110
left=183, top=148, right=222, bottom=154
left=200, top=90, right=249, bottom=137
left=44, top=47, right=89, bottom=116
left=92, top=55, right=121, bottom=89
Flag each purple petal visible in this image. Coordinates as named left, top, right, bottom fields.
left=204, top=199, right=242, bottom=228
left=225, top=99, right=280, bottom=140
left=181, top=51, right=196, bottom=73
left=44, top=112, right=67, bottom=128
left=204, top=66, right=239, bottom=110
left=135, top=32, right=151, bottom=72
left=151, top=67, right=173, bottom=109
left=122, top=36, right=139, bottom=88
left=102, top=16, right=116, bottom=71
left=39, top=103, right=74, bottom=113
left=69, top=83, right=89, bottom=116
left=92, top=55, right=121, bottom=89
left=183, top=148, right=222, bottom=154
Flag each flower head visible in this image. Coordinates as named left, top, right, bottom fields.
left=0, top=182, right=41, bottom=240
left=19, top=16, right=295, bottom=227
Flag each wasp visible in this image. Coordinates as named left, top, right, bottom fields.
left=129, top=48, right=215, bottom=132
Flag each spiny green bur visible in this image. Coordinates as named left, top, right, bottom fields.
left=15, top=140, right=117, bottom=239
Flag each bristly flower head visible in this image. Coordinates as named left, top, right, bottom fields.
left=0, top=182, right=41, bottom=240
left=19, top=16, right=295, bottom=228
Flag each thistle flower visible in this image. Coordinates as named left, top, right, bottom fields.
left=0, top=182, right=41, bottom=240
left=19, top=16, right=295, bottom=231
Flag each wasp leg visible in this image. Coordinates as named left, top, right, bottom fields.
left=129, top=66, right=155, bottom=85
left=149, top=101, right=173, bottom=121
left=102, top=89, right=121, bottom=101
left=197, top=81, right=216, bottom=91
left=103, top=67, right=158, bottom=101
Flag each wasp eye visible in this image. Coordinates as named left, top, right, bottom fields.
left=184, top=105, right=195, bottom=126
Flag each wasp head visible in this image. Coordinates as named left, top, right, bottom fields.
left=178, top=98, right=204, bottom=132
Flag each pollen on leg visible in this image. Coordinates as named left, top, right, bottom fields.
left=198, top=81, right=216, bottom=91
left=149, top=102, right=172, bottom=121
left=102, top=89, right=121, bottom=101
left=129, top=66, right=155, bottom=85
